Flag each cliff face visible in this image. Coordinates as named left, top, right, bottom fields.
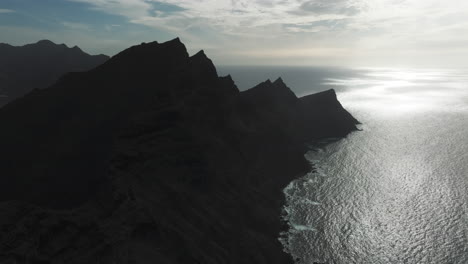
left=0, top=40, right=109, bottom=107
left=0, top=39, right=358, bottom=264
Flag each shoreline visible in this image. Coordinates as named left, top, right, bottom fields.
left=0, top=39, right=358, bottom=263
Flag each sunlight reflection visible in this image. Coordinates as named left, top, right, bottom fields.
left=325, top=68, right=468, bottom=116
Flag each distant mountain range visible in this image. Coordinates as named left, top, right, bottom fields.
left=0, top=38, right=358, bottom=264
left=0, top=40, right=108, bottom=106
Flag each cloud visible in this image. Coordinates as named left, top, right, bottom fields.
left=0, top=9, right=15, bottom=14
left=69, top=0, right=185, bottom=19
left=62, top=21, right=91, bottom=31
left=66, top=0, right=468, bottom=67
left=68, top=0, right=358, bottom=32
left=104, top=24, right=121, bottom=31
left=283, top=18, right=351, bottom=33
left=290, top=0, right=361, bottom=16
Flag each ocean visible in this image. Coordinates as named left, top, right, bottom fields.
left=219, top=66, right=468, bottom=263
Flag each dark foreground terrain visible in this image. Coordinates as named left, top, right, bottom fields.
left=0, top=40, right=108, bottom=106
left=0, top=38, right=358, bottom=264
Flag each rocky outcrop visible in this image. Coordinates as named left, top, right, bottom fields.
left=0, top=40, right=109, bottom=107
left=0, top=39, right=358, bottom=263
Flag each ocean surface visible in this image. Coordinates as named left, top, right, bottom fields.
left=220, top=66, right=468, bottom=264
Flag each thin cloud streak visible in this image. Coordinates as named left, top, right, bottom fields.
left=62, top=22, right=91, bottom=31
left=0, top=9, right=15, bottom=13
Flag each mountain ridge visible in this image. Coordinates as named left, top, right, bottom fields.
left=0, top=39, right=109, bottom=107
left=0, top=38, right=358, bottom=264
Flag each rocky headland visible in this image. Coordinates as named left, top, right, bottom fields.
left=0, top=38, right=358, bottom=264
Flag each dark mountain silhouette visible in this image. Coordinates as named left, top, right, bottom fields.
left=0, top=38, right=358, bottom=264
left=0, top=40, right=109, bottom=106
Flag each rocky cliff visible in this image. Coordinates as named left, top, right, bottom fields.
left=0, top=40, right=109, bottom=107
left=0, top=38, right=358, bottom=264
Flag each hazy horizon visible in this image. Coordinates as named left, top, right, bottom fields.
left=1, top=0, right=468, bottom=68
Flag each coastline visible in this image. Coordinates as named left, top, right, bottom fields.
left=0, top=39, right=358, bottom=263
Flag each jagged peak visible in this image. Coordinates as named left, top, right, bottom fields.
left=247, top=79, right=273, bottom=91
left=0, top=43, right=12, bottom=48
left=300, top=89, right=338, bottom=104
left=160, top=38, right=188, bottom=54
left=222, top=74, right=233, bottom=80
left=317, top=89, right=337, bottom=97
left=218, top=74, right=240, bottom=94
left=36, top=39, right=56, bottom=45
left=140, top=41, right=158, bottom=45
left=188, top=49, right=219, bottom=81
left=243, top=77, right=298, bottom=104
left=191, top=50, right=208, bottom=60
left=103, top=38, right=189, bottom=71
left=195, top=49, right=205, bottom=55
left=273, top=77, right=289, bottom=89
left=163, top=37, right=183, bottom=47
left=218, top=74, right=234, bottom=83
left=256, top=78, right=292, bottom=91
left=144, top=40, right=158, bottom=45
left=71, top=45, right=83, bottom=52
left=127, top=38, right=184, bottom=52
left=96, top=54, right=110, bottom=59
left=32, top=40, right=81, bottom=51
left=34, top=40, right=71, bottom=49
left=273, top=77, right=284, bottom=84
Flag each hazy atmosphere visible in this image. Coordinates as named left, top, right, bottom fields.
left=1, top=0, right=468, bottom=67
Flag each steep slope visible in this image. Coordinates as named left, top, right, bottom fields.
left=0, top=40, right=109, bottom=106
left=0, top=39, right=358, bottom=264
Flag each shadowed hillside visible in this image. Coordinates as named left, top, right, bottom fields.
left=0, top=40, right=109, bottom=106
left=0, top=38, right=358, bottom=264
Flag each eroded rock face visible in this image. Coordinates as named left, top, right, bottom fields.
left=0, top=38, right=358, bottom=264
left=0, top=40, right=109, bottom=107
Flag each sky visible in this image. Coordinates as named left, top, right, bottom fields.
left=0, top=0, right=468, bottom=67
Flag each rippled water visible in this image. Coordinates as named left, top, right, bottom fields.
left=282, top=68, right=468, bottom=263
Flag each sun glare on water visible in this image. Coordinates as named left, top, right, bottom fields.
left=325, top=68, right=468, bottom=116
